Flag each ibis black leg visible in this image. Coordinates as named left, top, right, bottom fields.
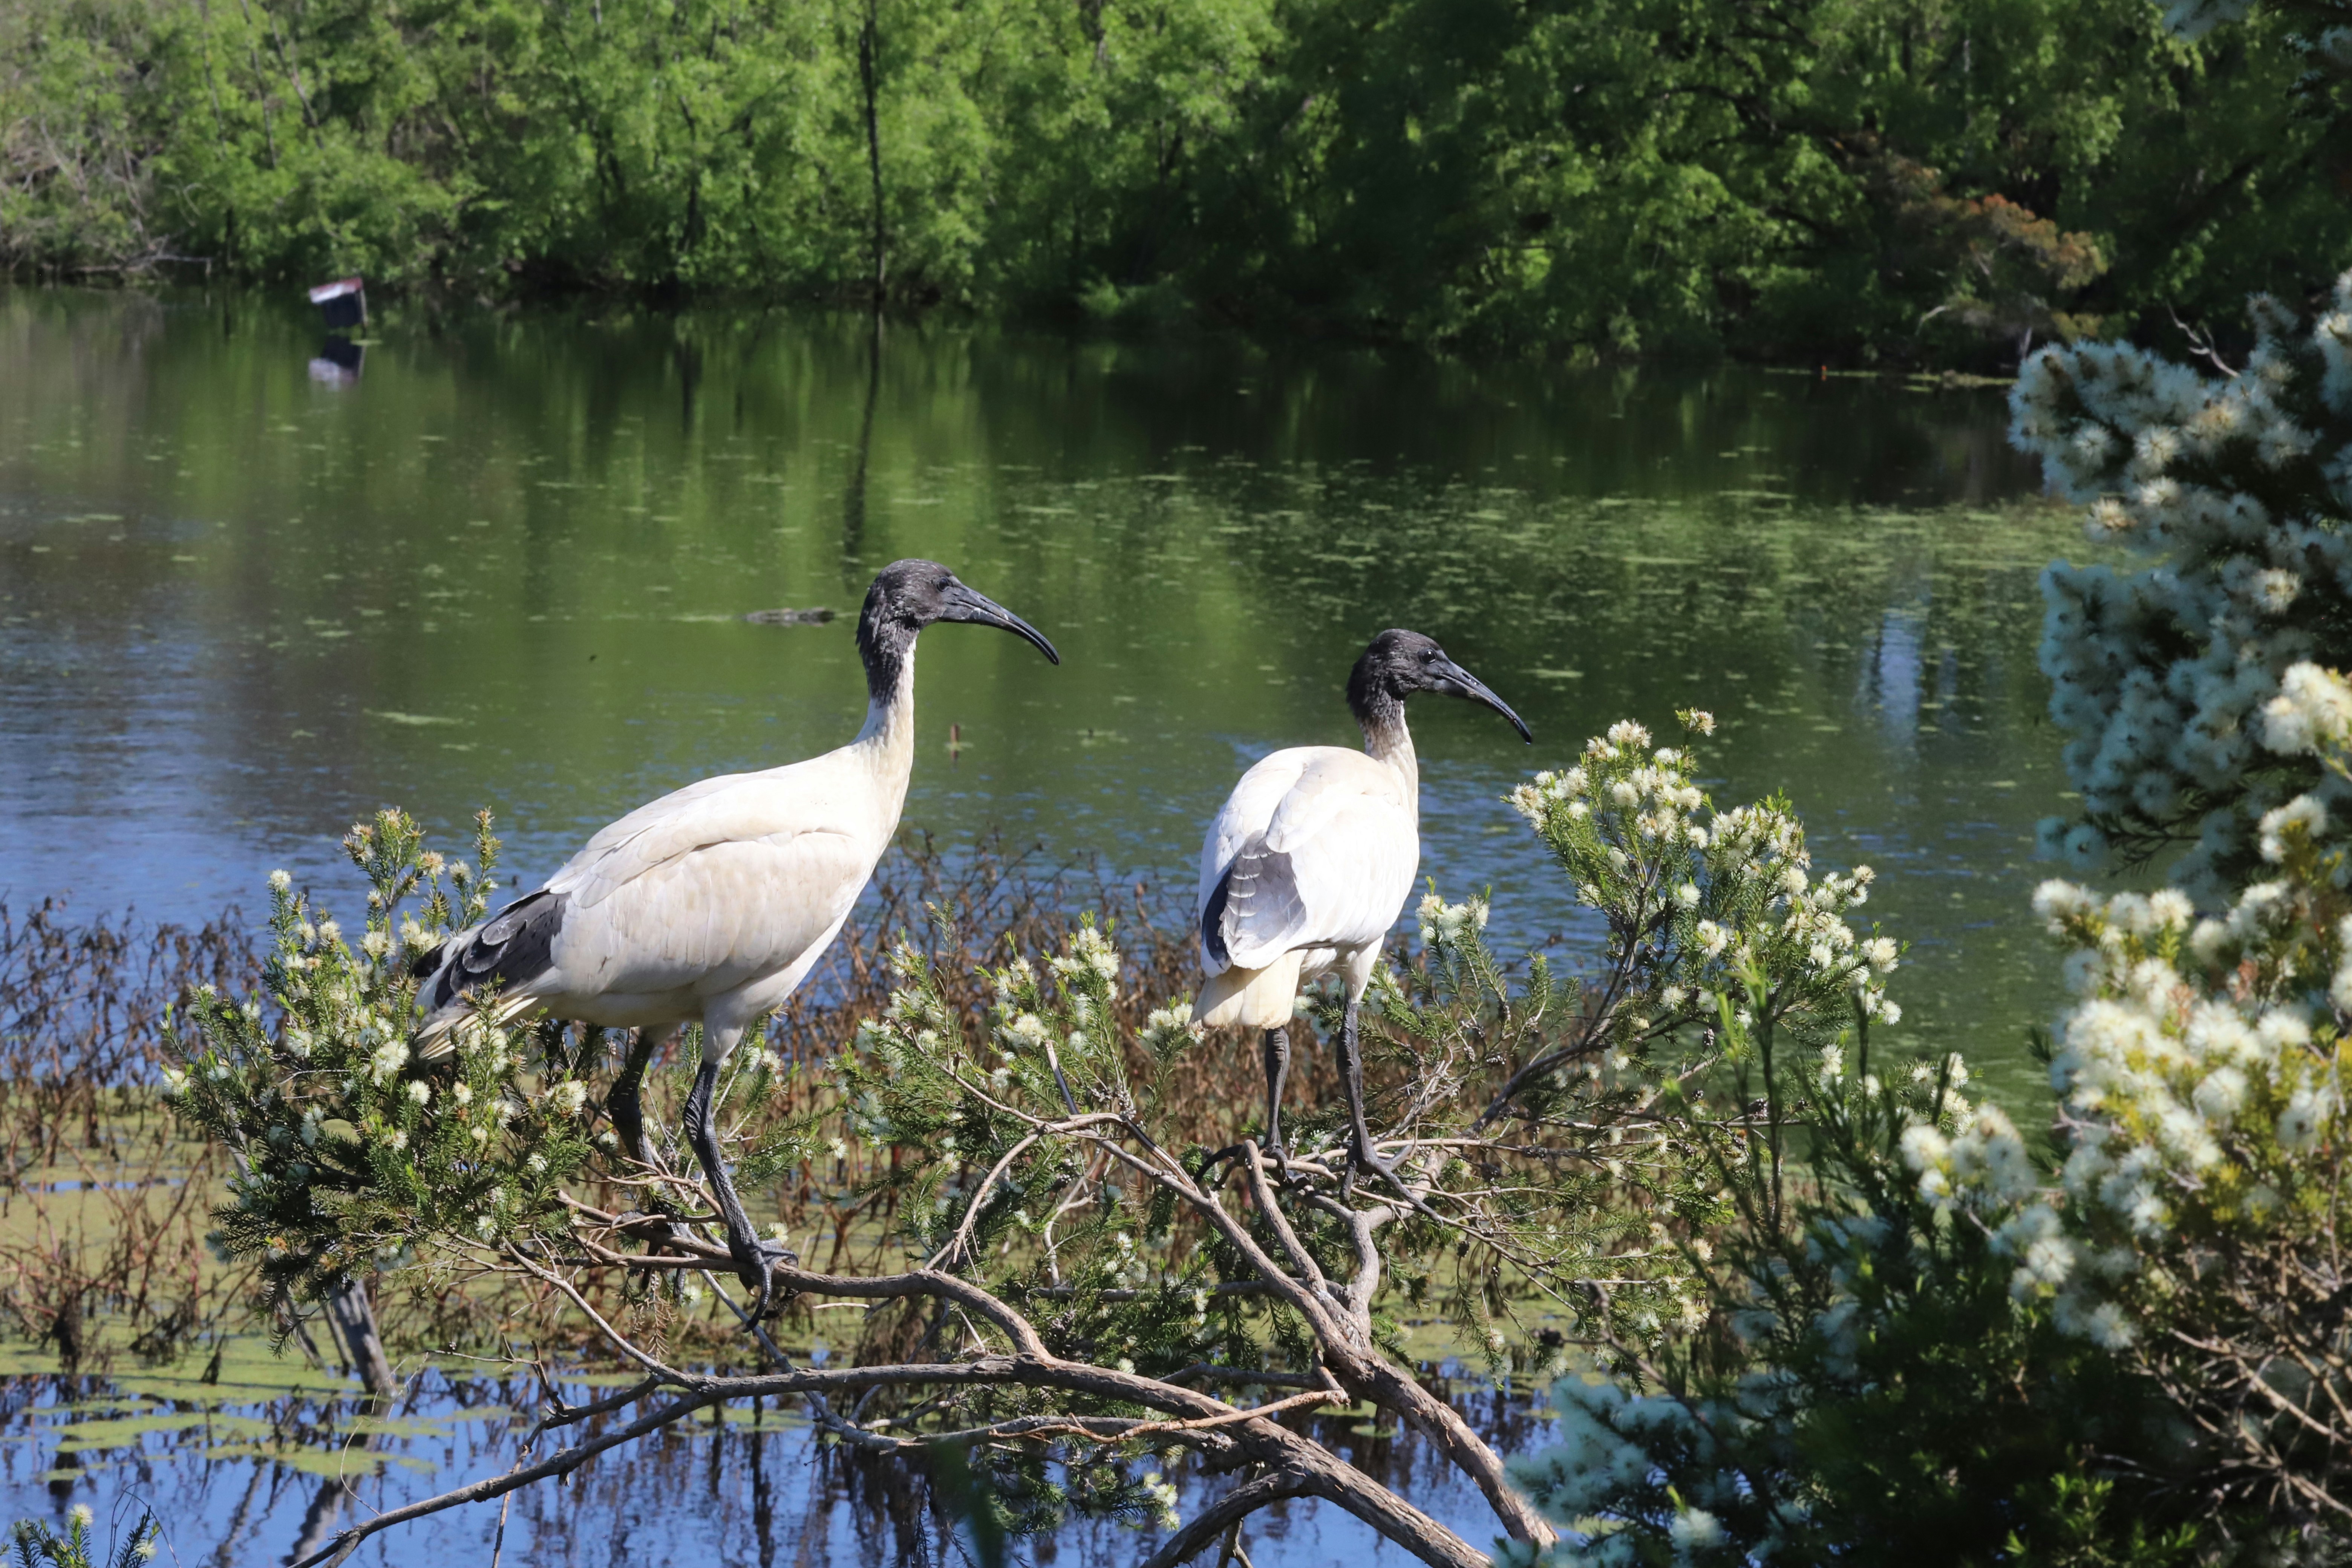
left=609, top=1026, right=665, bottom=1176
left=608, top=1027, right=693, bottom=1258
left=680, top=1049, right=797, bottom=1319
left=1336, top=1002, right=1375, bottom=1190
left=1261, top=1027, right=1291, bottom=1163
left=1336, top=1000, right=1445, bottom=1222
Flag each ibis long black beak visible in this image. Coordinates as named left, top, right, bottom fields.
left=1433, top=657, right=1532, bottom=743
left=938, top=582, right=1060, bottom=665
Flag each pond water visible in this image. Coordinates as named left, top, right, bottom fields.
left=0, top=288, right=2094, bottom=1105
left=0, top=287, right=2105, bottom=1561
left=0, top=1337, right=1548, bottom=1565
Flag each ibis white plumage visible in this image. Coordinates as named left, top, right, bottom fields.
left=1196, top=629, right=1529, bottom=1184
left=409, top=560, right=1058, bottom=1310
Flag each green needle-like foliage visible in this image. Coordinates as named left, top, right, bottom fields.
left=165, top=809, right=595, bottom=1326
left=9, top=1505, right=159, bottom=1568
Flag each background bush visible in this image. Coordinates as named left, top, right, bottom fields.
left=4, top=0, right=2348, bottom=364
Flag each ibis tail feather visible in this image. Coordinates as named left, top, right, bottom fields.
left=410, top=888, right=569, bottom=1058
left=1196, top=952, right=1305, bottom=1030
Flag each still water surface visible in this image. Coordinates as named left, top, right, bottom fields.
left=3, top=288, right=2086, bottom=1096
left=0, top=1339, right=1546, bottom=1566
left=0, top=287, right=2100, bottom=1559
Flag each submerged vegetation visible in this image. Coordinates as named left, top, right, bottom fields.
left=3, top=0, right=2350, bottom=361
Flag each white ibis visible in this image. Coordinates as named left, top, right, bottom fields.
left=410, top=560, right=1058, bottom=1310
left=1196, top=630, right=1529, bottom=1190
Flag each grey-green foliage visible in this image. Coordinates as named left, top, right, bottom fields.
left=2015, top=271, right=2352, bottom=894
left=1497, top=1057, right=2226, bottom=1566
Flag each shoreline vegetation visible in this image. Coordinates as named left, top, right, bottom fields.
left=5, top=0, right=2350, bottom=368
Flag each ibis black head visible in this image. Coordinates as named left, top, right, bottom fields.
left=1346, top=629, right=1532, bottom=743
left=857, top=559, right=1059, bottom=697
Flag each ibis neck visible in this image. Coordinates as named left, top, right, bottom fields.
left=850, top=632, right=920, bottom=827
left=1358, top=705, right=1419, bottom=800
left=855, top=632, right=918, bottom=742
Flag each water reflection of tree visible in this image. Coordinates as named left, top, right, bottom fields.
left=842, top=312, right=883, bottom=585
left=438, top=1371, right=1541, bottom=1565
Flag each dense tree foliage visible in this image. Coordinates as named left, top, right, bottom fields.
left=3, top=0, right=2347, bottom=361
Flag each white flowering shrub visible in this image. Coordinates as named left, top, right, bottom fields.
left=1502, top=1047, right=2220, bottom=1565
left=1506, top=712, right=1897, bottom=1053
left=1510, top=668, right=2352, bottom=1559
left=166, top=810, right=599, bottom=1321
left=1965, top=661, right=2352, bottom=1525
left=2014, top=272, right=2352, bottom=892
left=1498, top=712, right=1899, bottom=1246
left=773, top=711, right=1940, bottom=1556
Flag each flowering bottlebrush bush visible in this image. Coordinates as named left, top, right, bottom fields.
left=759, top=709, right=1913, bottom=1555
left=1930, top=660, right=2352, bottom=1527
left=1500, top=1040, right=2218, bottom=1566
left=164, top=810, right=601, bottom=1322
left=1506, top=666, right=2352, bottom=1556
left=1500, top=712, right=1898, bottom=1214
left=2014, top=269, right=2352, bottom=894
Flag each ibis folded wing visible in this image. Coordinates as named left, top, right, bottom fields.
left=1198, top=748, right=1418, bottom=974
left=415, top=767, right=885, bottom=1049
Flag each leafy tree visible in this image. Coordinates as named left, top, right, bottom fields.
left=7, top=0, right=2350, bottom=362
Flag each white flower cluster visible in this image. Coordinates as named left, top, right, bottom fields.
left=1049, top=923, right=1122, bottom=987
left=1131, top=1469, right=1180, bottom=1532
left=1136, top=999, right=1201, bottom=1057
left=1508, top=723, right=1707, bottom=844
left=1903, top=838, right=2352, bottom=1358
left=1415, top=891, right=1490, bottom=945
left=2012, top=277, right=2352, bottom=893
left=1513, top=715, right=1900, bottom=1041
left=2262, top=660, right=2352, bottom=757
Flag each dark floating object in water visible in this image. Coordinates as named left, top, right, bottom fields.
left=742, top=606, right=836, bottom=625
left=308, top=277, right=366, bottom=331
